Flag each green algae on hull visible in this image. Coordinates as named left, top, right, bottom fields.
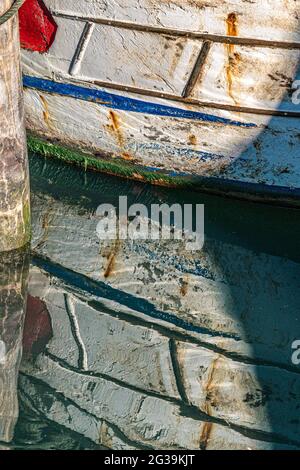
left=27, top=134, right=300, bottom=208
left=27, top=135, right=192, bottom=188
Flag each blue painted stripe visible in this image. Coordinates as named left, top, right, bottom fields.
left=23, top=75, right=256, bottom=128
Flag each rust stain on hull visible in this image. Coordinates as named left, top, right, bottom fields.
left=188, top=134, right=197, bottom=146
left=39, top=94, right=54, bottom=130
left=199, top=354, right=221, bottom=449
left=108, top=110, right=124, bottom=147
left=200, top=421, right=213, bottom=450
left=103, top=239, right=121, bottom=278
left=107, top=110, right=134, bottom=161
left=226, top=13, right=239, bottom=40
left=225, top=13, right=240, bottom=105
left=104, top=251, right=116, bottom=278
left=180, top=277, right=189, bottom=296
left=121, top=152, right=134, bottom=161
left=169, top=39, right=186, bottom=76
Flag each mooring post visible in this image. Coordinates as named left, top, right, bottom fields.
left=0, top=0, right=30, bottom=252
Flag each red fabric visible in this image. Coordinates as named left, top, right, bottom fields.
left=23, top=295, right=53, bottom=358
left=19, top=0, right=57, bottom=53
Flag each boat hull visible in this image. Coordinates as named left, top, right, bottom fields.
left=21, top=0, right=300, bottom=203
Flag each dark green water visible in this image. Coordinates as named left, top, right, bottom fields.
left=1, top=154, right=300, bottom=450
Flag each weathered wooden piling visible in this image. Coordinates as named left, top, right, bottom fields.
left=0, top=0, right=30, bottom=252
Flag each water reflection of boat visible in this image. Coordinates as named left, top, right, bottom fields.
left=20, top=1, right=300, bottom=205
left=20, top=158, right=300, bottom=450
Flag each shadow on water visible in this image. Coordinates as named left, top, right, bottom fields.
left=12, top=154, right=298, bottom=449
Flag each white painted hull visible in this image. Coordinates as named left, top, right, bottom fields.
left=21, top=1, right=300, bottom=202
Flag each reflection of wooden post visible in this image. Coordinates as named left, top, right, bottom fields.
left=0, top=249, right=29, bottom=443
left=0, top=1, right=30, bottom=252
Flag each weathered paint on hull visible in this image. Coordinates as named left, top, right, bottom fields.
left=21, top=0, right=300, bottom=203
left=21, top=159, right=300, bottom=449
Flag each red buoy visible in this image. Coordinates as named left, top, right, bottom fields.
left=19, top=0, right=57, bottom=53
